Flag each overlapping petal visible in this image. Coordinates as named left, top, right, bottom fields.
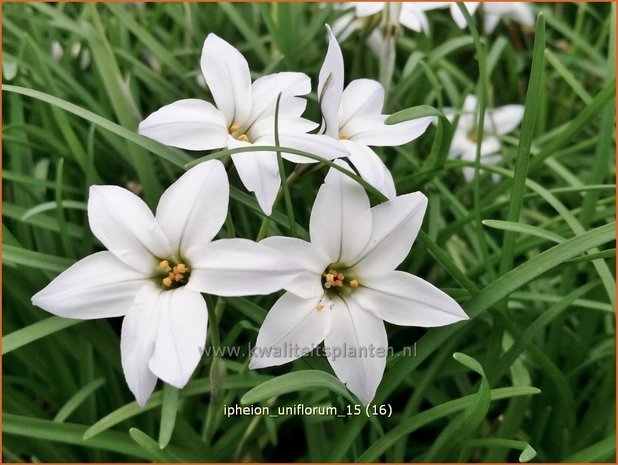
left=31, top=251, right=150, bottom=319
left=249, top=292, right=330, bottom=369
left=250, top=72, right=311, bottom=122
left=148, top=287, right=208, bottom=389
left=342, top=140, right=396, bottom=199
left=260, top=236, right=328, bottom=298
left=156, top=161, right=229, bottom=258
left=188, top=238, right=301, bottom=296
left=120, top=283, right=161, bottom=406
left=341, top=114, right=432, bottom=147
left=339, top=79, right=385, bottom=127
left=228, top=138, right=281, bottom=216
left=324, top=296, right=387, bottom=404
left=138, top=99, right=228, bottom=151
left=399, top=4, right=430, bottom=33
left=88, top=186, right=173, bottom=274
left=309, top=161, right=373, bottom=264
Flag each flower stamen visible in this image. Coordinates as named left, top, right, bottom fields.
left=157, top=259, right=190, bottom=289
left=322, top=266, right=359, bottom=291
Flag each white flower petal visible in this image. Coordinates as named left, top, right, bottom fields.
left=278, top=133, right=348, bottom=164
left=229, top=138, right=280, bottom=216
left=318, top=25, right=345, bottom=138
left=88, top=186, right=173, bottom=274
left=324, top=296, right=387, bottom=404
left=399, top=5, right=430, bottom=33
left=450, top=2, right=479, bottom=29
left=339, top=79, right=385, bottom=127
left=260, top=236, right=328, bottom=298
left=353, top=2, right=384, bottom=17
left=260, top=236, right=330, bottom=274
left=486, top=105, right=524, bottom=135
left=460, top=94, right=479, bottom=130
left=355, top=271, right=468, bottom=327
left=201, top=34, right=252, bottom=127
left=188, top=238, right=302, bottom=296
left=156, top=160, right=229, bottom=259
left=120, top=283, right=161, bottom=406
left=309, top=161, right=373, bottom=264
left=342, top=114, right=432, bottom=147
left=511, top=3, right=535, bottom=27
left=353, top=192, right=427, bottom=274
left=148, top=287, right=207, bottom=389
left=250, top=72, right=311, bottom=122
left=330, top=12, right=361, bottom=42
left=249, top=292, right=330, bottom=369
left=342, top=140, right=396, bottom=200
left=138, top=99, right=228, bottom=151
left=483, top=11, right=502, bottom=33
left=248, top=116, right=318, bottom=141
left=31, top=251, right=149, bottom=319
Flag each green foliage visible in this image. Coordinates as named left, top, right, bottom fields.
left=3, top=2, right=615, bottom=462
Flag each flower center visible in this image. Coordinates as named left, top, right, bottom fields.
left=467, top=129, right=487, bottom=143
left=339, top=132, right=348, bottom=140
left=322, top=266, right=359, bottom=293
left=229, top=123, right=249, bottom=142
left=156, top=259, right=191, bottom=290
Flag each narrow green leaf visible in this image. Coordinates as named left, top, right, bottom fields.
left=54, top=378, right=106, bottom=423
left=563, top=434, right=616, bottom=462
left=3, top=85, right=190, bottom=168
left=499, top=13, right=546, bottom=277
left=3, top=316, right=82, bottom=355
left=356, top=387, right=540, bottom=462
left=83, top=374, right=271, bottom=440
left=385, top=105, right=442, bottom=124
left=482, top=219, right=566, bottom=244
left=21, top=200, right=87, bottom=221
left=158, top=383, right=179, bottom=449
left=4, top=413, right=151, bottom=460
left=129, top=427, right=183, bottom=462
left=240, top=370, right=356, bottom=404
left=463, top=438, right=537, bottom=463
left=3, top=244, right=74, bottom=273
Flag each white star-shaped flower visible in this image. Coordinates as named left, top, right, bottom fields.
left=32, top=160, right=301, bottom=406
left=139, top=33, right=345, bottom=216
left=250, top=162, right=468, bottom=404
left=446, top=94, right=524, bottom=182
left=483, top=2, right=535, bottom=33
left=318, top=26, right=432, bottom=199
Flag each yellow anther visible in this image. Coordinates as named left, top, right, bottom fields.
left=237, top=134, right=249, bottom=142
left=174, top=273, right=183, bottom=282
left=329, top=269, right=338, bottom=275
left=159, top=259, right=170, bottom=270
left=335, top=280, right=344, bottom=287
left=316, top=303, right=325, bottom=311
left=175, top=263, right=186, bottom=274
left=350, top=279, right=359, bottom=288
left=326, top=273, right=335, bottom=283
left=162, top=277, right=172, bottom=287
left=337, top=273, right=345, bottom=281
left=229, top=124, right=240, bottom=133
left=339, top=133, right=348, bottom=140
